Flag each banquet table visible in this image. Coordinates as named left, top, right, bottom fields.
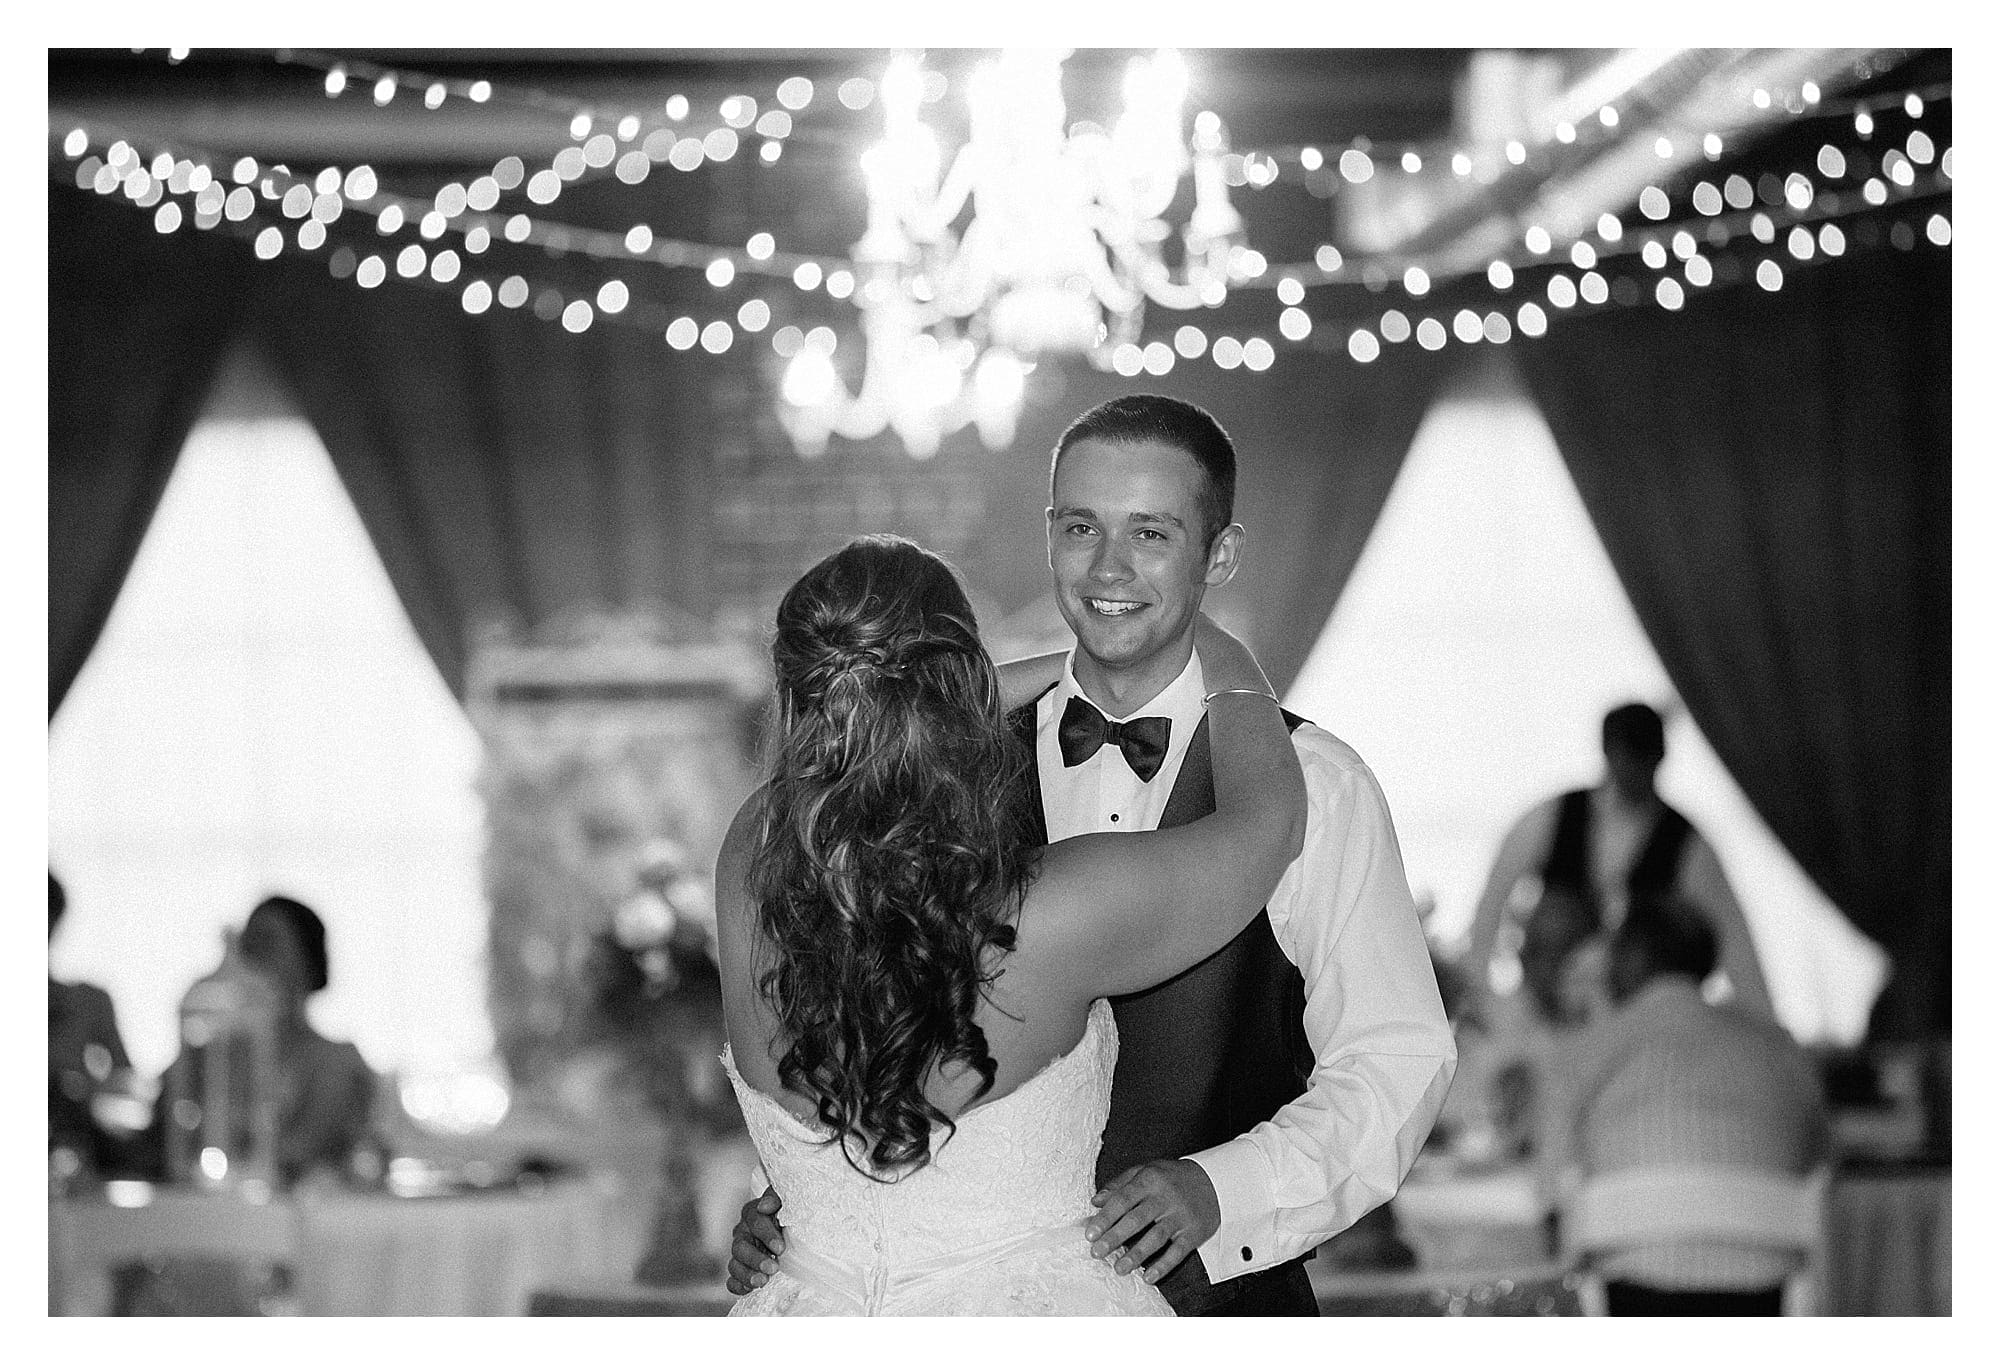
left=50, top=1175, right=649, bottom=1316
left=1379, top=1154, right=1951, bottom=1315
left=1389, top=1160, right=1554, bottom=1271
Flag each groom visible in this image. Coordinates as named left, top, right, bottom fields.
left=728, top=394, right=1456, bottom=1315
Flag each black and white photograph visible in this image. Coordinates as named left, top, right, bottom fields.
left=43, top=30, right=1955, bottom=1328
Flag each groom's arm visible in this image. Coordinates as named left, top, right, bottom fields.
left=1183, top=729, right=1456, bottom=1283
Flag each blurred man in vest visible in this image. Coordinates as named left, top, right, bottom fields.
left=1462, top=702, right=1772, bottom=1025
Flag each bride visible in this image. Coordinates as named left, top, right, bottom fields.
left=715, top=534, right=1304, bottom=1315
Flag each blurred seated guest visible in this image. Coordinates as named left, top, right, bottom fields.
left=120, top=896, right=384, bottom=1315
left=49, top=872, right=141, bottom=1182
left=233, top=894, right=383, bottom=1186
left=138, top=895, right=384, bottom=1185
left=1540, top=894, right=1830, bottom=1316
left=1464, top=703, right=1772, bottom=1022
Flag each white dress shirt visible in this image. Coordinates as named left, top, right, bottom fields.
left=1034, top=651, right=1458, bottom=1282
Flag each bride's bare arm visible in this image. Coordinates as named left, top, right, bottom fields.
left=995, top=648, right=1068, bottom=712
left=1020, top=615, right=1307, bottom=999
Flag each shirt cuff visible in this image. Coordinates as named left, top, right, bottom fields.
left=1186, top=1138, right=1278, bottom=1283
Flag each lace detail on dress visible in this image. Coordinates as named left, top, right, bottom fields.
left=722, top=1000, right=1172, bottom=1316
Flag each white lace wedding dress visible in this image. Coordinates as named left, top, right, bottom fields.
left=722, top=999, right=1174, bottom=1316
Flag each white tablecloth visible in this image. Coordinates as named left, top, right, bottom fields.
left=52, top=1177, right=650, bottom=1316
left=296, top=1180, right=644, bottom=1315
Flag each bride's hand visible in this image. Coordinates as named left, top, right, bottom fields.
left=1194, top=613, right=1275, bottom=700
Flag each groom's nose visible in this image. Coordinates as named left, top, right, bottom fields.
left=1088, top=538, right=1135, bottom=582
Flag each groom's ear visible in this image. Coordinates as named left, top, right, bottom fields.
left=1203, top=523, right=1245, bottom=588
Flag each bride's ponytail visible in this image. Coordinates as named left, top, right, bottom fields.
left=749, top=535, right=1038, bottom=1176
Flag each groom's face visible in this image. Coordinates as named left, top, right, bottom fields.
left=1048, top=437, right=1238, bottom=693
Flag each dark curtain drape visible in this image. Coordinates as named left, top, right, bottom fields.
left=1518, top=249, right=1951, bottom=1041
left=51, top=187, right=729, bottom=700
left=249, top=269, right=722, bottom=695
left=49, top=192, right=253, bottom=714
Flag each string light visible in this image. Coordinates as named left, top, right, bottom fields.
left=57, top=61, right=1952, bottom=399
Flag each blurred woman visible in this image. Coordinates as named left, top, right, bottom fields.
left=235, top=895, right=382, bottom=1185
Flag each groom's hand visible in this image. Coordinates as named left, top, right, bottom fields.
left=724, top=1189, right=786, bottom=1296
left=1085, top=1159, right=1221, bottom=1282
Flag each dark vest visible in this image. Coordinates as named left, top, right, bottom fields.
left=1541, top=786, right=1693, bottom=900
left=1009, top=694, right=1314, bottom=1315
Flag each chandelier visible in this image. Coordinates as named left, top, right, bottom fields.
left=777, top=49, right=1254, bottom=459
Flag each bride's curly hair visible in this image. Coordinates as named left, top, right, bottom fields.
left=748, top=534, right=1040, bottom=1176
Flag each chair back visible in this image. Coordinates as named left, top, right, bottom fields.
left=1564, top=1165, right=1828, bottom=1315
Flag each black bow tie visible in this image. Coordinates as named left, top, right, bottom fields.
left=1058, top=695, right=1172, bottom=782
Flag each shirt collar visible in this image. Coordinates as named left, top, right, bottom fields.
left=1057, top=647, right=1207, bottom=729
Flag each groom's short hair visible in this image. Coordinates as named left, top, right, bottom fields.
left=1051, top=395, right=1237, bottom=549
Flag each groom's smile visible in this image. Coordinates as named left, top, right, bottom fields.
left=1048, top=436, right=1242, bottom=714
